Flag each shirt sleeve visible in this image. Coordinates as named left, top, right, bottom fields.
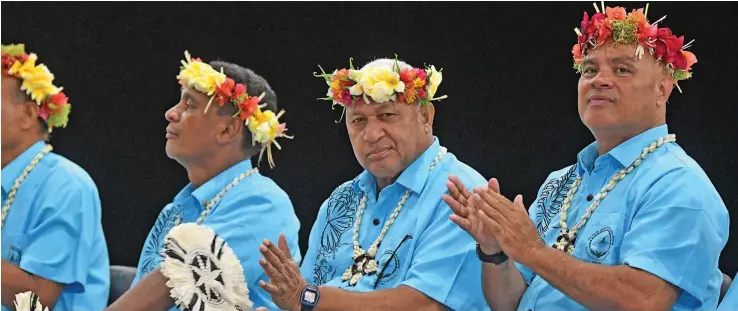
left=299, top=198, right=329, bottom=285
left=202, top=192, right=302, bottom=290
left=621, top=168, right=729, bottom=308
left=19, top=174, right=102, bottom=292
left=400, top=177, right=488, bottom=311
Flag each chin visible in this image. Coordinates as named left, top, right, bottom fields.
left=582, top=110, right=620, bottom=130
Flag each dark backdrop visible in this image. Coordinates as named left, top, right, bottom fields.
left=3, top=2, right=737, bottom=277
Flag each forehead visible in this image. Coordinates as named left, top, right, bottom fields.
left=347, top=101, right=401, bottom=115
left=180, top=85, right=209, bottom=103
left=582, top=42, right=651, bottom=66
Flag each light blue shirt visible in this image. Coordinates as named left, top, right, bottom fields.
left=515, top=125, right=730, bottom=311
left=1, top=140, right=110, bottom=311
left=717, top=272, right=738, bottom=311
left=131, top=159, right=302, bottom=311
left=300, top=138, right=490, bottom=311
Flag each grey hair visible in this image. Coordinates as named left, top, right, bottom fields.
left=360, top=58, right=414, bottom=71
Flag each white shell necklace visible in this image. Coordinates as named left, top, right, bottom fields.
left=1, top=144, right=54, bottom=227
left=341, top=147, right=447, bottom=286
left=173, top=167, right=259, bottom=226
left=554, top=134, right=676, bottom=254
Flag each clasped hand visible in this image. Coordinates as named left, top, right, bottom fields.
left=442, top=175, right=544, bottom=262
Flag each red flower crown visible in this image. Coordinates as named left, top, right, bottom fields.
left=572, top=2, right=697, bottom=92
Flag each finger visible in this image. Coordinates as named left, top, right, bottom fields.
left=265, top=239, right=290, bottom=265
left=259, top=280, right=282, bottom=296
left=488, top=178, right=500, bottom=193
left=254, top=307, right=270, bottom=311
left=476, top=209, right=504, bottom=237
left=479, top=189, right=514, bottom=215
left=260, top=243, right=285, bottom=272
left=259, top=257, right=282, bottom=281
left=513, top=194, right=526, bottom=211
left=443, top=194, right=468, bottom=217
left=473, top=193, right=507, bottom=223
left=449, top=214, right=472, bottom=232
left=449, top=175, right=472, bottom=199
left=278, top=234, right=293, bottom=260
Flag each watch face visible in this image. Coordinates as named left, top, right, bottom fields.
left=304, top=291, right=316, bottom=304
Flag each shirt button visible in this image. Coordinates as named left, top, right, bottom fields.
left=373, top=219, right=380, bottom=226
left=586, top=194, right=593, bottom=201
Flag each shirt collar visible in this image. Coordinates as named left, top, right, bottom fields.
left=577, top=124, right=669, bottom=175
left=355, top=137, right=442, bottom=195
left=2, top=140, right=47, bottom=193
left=174, top=159, right=255, bottom=209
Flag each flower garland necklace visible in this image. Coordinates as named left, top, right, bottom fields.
left=554, top=134, right=676, bottom=254
left=341, top=147, right=447, bottom=286
left=1, top=144, right=54, bottom=227
left=173, top=167, right=259, bottom=227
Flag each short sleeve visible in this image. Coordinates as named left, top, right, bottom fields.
left=621, top=169, right=729, bottom=307
left=202, top=192, right=302, bottom=288
left=400, top=177, right=488, bottom=311
left=20, top=176, right=101, bottom=292
left=299, top=198, right=329, bottom=285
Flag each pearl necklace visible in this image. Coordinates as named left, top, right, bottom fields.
left=173, top=167, right=259, bottom=226
left=554, top=134, right=676, bottom=254
left=1, top=144, right=54, bottom=227
left=341, top=147, right=447, bottom=286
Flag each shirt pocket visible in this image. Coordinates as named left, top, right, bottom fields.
left=1, top=233, right=27, bottom=264
left=371, top=234, right=416, bottom=289
left=572, top=212, right=625, bottom=265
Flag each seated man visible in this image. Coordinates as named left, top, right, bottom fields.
left=256, top=56, right=490, bottom=311
left=1, top=43, right=110, bottom=310
left=445, top=4, right=730, bottom=311
left=107, top=51, right=301, bottom=311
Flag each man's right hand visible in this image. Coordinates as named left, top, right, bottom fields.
left=443, top=175, right=501, bottom=254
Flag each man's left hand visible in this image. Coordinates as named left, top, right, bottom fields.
left=472, top=187, right=545, bottom=263
left=259, top=234, right=306, bottom=311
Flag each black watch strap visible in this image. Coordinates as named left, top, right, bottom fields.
left=476, top=244, right=508, bottom=264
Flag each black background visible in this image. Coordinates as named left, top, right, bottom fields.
left=3, top=2, right=737, bottom=277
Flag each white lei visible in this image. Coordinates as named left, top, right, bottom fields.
left=341, top=147, right=447, bottom=286
left=1, top=145, right=53, bottom=227
left=553, top=134, right=676, bottom=254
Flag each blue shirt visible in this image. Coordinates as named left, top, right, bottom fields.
left=515, top=125, right=730, bottom=311
left=131, top=159, right=302, bottom=311
left=1, top=140, right=110, bottom=311
left=300, top=138, right=490, bottom=311
left=717, top=272, right=738, bottom=311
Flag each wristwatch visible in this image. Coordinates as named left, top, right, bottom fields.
left=476, top=244, right=508, bottom=265
left=300, top=285, right=320, bottom=311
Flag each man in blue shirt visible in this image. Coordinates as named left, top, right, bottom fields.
left=255, top=57, right=490, bottom=311
left=107, top=52, right=301, bottom=311
left=445, top=4, right=729, bottom=311
left=1, top=43, right=110, bottom=310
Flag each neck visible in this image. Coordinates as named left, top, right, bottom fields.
left=1, top=137, right=42, bottom=169
left=592, top=122, right=665, bottom=155
left=184, top=150, right=252, bottom=188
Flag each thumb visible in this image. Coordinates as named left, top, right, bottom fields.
left=254, top=307, right=269, bottom=311
left=514, top=194, right=525, bottom=210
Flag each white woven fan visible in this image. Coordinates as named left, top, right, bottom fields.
left=14, top=291, right=49, bottom=311
left=160, top=223, right=253, bottom=311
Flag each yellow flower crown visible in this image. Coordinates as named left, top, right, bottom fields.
left=2, top=44, right=71, bottom=132
left=176, top=51, right=292, bottom=168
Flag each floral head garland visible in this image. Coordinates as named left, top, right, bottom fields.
left=572, top=2, right=697, bottom=92
left=176, top=51, right=292, bottom=168
left=314, top=55, right=447, bottom=108
left=1, top=44, right=71, bottom=131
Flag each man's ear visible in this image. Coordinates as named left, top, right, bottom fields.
left=216, top=115, right=245, bottom=145
left=20, top=101, right=41, bottom=131
left=419, top=103, right=435, bottom=128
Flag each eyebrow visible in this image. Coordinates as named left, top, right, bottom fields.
left=612, top=56, right=637, bottom=64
